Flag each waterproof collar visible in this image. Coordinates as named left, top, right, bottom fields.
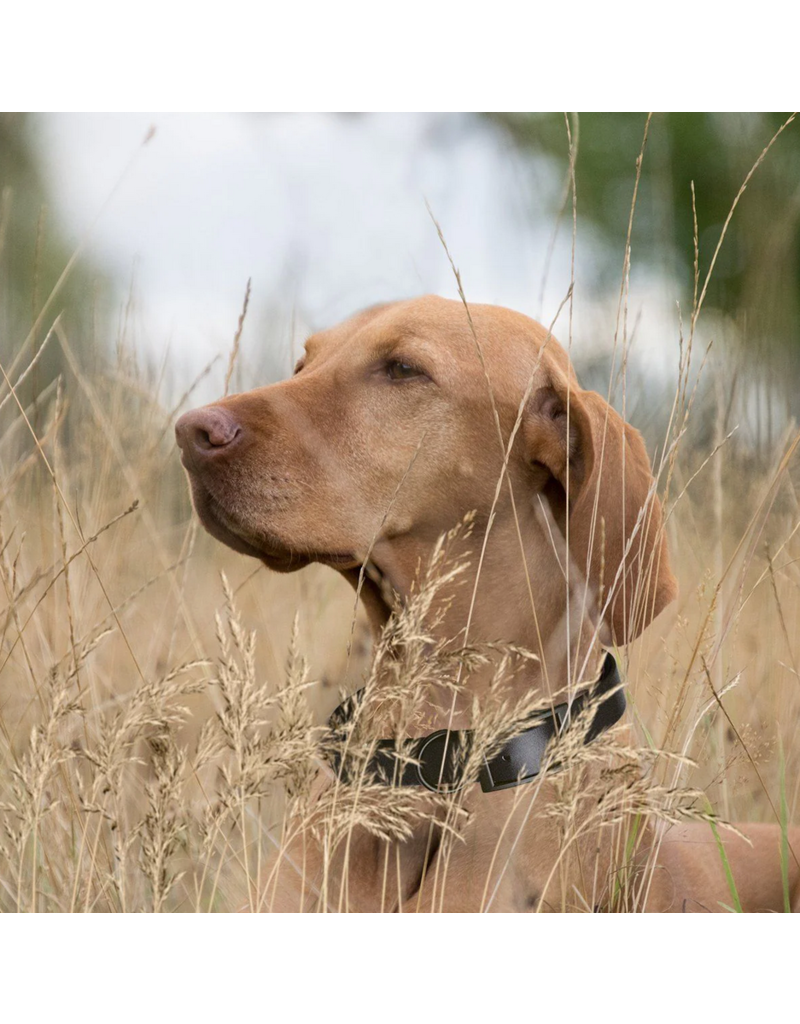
left=328, top=653, right=625, bottom=794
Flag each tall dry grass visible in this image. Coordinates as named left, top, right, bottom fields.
left=1, top=118, right=799, bottom=912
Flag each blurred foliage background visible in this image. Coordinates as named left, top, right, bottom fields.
left=492, top=114, right=799, bottom=332
left=0, top=113, right=106, bottom=413
left=3, top=112, right=798, bottom=413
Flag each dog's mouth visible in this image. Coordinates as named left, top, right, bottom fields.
left=186, top=476, right=398, bottom=627
left=187, top=477, right=362, bottom=572
left=338, top=563, right=399, bottom=631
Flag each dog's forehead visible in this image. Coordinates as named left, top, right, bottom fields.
left=306, top=296, right=573, bottom=378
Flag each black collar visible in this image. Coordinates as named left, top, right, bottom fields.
left=327, top=653, right=625, bottom=794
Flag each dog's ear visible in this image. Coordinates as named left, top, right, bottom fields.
left=525, top=374, right=677, bottom=644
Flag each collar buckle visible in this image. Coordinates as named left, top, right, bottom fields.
left=416, top=729, right=470, bottom=793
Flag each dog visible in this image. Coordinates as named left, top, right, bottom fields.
left=176, top=295, right=799, bottom=911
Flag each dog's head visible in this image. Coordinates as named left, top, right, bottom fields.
left=176, top=296, right=676, bottom=645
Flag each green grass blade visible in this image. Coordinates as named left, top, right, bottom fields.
left=709, top=818, right=743, bottom=913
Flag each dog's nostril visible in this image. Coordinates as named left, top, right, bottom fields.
left=175, top=407, right=241, bottom=454
left=196, top=421, right=240, bottom=449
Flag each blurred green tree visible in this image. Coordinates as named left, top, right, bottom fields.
left=0, top=112, right=104, bottom=415
left=490, top=113, right=800, bottom=362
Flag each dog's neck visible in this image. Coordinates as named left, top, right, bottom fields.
left=345, top=501, right=606, bottom=733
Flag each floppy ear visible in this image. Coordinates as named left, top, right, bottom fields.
left=525, top=375, right=677, bottom=644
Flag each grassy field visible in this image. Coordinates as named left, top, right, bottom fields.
left=0, top=302, right=798, bottom=913
left=1, top=122, right=799, bottom=912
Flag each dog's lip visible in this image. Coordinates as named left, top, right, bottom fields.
left=317, top=553, right=361, bottom=569
left=210, top=511, right=358, bottom=569
left=188, top=479, right=360, bottom=570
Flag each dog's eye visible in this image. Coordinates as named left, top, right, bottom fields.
left=293, top=358, right=306, bottom=376
left=386, top=360, right=425, bottom=381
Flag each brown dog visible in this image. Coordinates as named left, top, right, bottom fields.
left=176, top=295, right=799, bottom=912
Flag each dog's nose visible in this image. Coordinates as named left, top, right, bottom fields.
left=175, top=406, right=242, bottom=457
